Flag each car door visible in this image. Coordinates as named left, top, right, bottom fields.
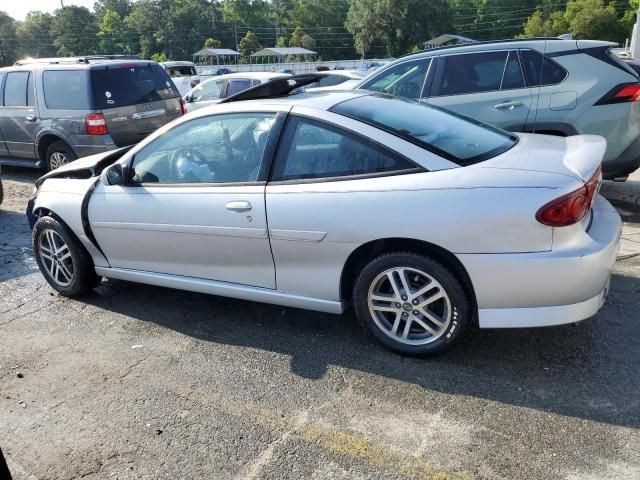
left=0, top=71, right=39, bottom=159
left=88, top=110, right=284, bottom=288
left=185, top=78, right=226, bottom=112
left=426, top=51, right=533, bottom=132
left=265, top=109, right=422, bottom=300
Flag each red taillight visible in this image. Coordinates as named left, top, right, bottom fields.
left=180, top=98, right=187, bottom=115
left=536, top=167, right=602, bottom=227
left=85, top=113, right=108, bottom=135
left=595, top=83, right=640, bottom=105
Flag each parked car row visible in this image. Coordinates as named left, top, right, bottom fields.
left=0, top=56, right=183, bottom=172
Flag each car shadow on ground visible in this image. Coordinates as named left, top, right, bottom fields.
left=81, top=267, right=640, bottom=430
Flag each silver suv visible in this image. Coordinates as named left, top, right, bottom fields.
left=356, top=38, right=640, bottom=179
left=0, top=56, right=183, bottom=171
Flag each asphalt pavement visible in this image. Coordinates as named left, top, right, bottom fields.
left=1, top=166, right=639, bottom=480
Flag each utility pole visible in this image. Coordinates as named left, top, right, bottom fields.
left=60, top=0, right=65, bottom=7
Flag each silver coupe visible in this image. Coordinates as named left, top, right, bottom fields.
left=27, top=87, right=621, bottom=355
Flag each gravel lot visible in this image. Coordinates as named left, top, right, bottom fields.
left=1, top=166, right=639, bottom=480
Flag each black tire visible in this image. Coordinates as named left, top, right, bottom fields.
left=0, top=178, right=3, bottom=206
left=46, top=140, right=77, bottom=171
left=353, top=252, right=470, bottom=356
left=33, top=216, right=97, bottom=296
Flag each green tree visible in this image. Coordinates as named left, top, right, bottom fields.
left=51, top=6, right=97, bottom=56
left=282, top=0, right=354, bottom=59
left=450, top=0, right=539, bottom=41
left=289, top=26, right=315, bottom=50
left=238, top=30, right=262, bottom=61
left=150, top=52, right=168, bottom=62
left=203, top=37, right=222, bottom=48
left=346, top=0, right=451, bottom=57
left=520, top=0, right=629, bottom=43
left=125, top=0, right=160, bottom=58
left=0, top=11, right=18, bottom=66
left=97, top=9, right=130, bottom=53
left=94, top=0, right=132, bottom=21
left=16, top=11, right=57, bottom=59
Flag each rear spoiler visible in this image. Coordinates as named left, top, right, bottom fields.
left=219, top=74, right=327, bottom=103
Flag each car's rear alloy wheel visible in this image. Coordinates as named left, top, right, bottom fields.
left=33, top=216, right=97, bottom=296
left=49, top=152, right=69, bottom=170
left=368, top=267, right=451, bottom=345
left=353, top=253, right=470, bottom=356
left=39, top=229, right=74, bottom=287
left=46, top=141, right=77, bottom=171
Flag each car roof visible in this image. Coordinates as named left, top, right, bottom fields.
left=161, top=61, right=195, bottom=67
left=2, top=58, right=158, bottom=72
left=393, top=38, right=608, bottom=60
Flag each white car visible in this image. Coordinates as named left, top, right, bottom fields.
left=183, top=72, right=290, bottom=112
left=27, top=83, right=621, bottom=356
left=160, top=61, right=200, bottom=96
left=306, top=70, right=366, bottom=91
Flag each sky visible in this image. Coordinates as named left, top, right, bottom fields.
left=3, top=1, right=97, bottom=21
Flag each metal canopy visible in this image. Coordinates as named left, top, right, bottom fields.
left=192, top=48, right=241, bottom=66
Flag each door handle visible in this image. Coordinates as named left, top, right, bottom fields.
left=494, top=101, right=523, bottom=110
left=225, top=200, right=252, bottom=212
left=25, top=115, right=37, bottom=122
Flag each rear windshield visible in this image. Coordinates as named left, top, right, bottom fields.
left=330, top=94, right=517, bottom=165
left=166, top=65, right=197, bottom=77
left=43, top=70, right=92, bottom=109
left=91, top=63, right=179, bottom=109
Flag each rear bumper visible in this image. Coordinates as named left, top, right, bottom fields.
left=458, top=196, right=622, bottom=328
left=603, top=134, right=640, bottom=179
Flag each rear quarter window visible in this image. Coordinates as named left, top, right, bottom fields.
left=91, top=63, right=179, bottom=109
left=43, top=70, right=92, bottom=109
left=519, top=50, right=567, bottom=86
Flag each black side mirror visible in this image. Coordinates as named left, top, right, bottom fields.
left=184, top=94, right=192, bottom=103
left=101, top=163, right=125, bottom=186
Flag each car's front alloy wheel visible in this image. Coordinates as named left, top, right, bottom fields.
left=39, top=229, right=75, bottom=287
left=353, top=253, right=470, bottom=356
left=33, top=216, right=97, bottom=296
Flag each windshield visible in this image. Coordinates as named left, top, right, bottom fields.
left=330, top=94, right=517, bottom=165
left=91, top=63, right=179, bottom=109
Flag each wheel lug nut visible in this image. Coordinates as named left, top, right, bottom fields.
left=413, top=310, right=419, bottom=315
left=412, top=299, right=418, bottom=305
left=402, top=312, right=408, bottom=317
left=401, top=295, right=407, bottom=301
left=395, top=303, right=401, bottom=308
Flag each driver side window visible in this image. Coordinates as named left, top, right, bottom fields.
left=130, top=113, right=277, bottom=185
left=360, top=58, right=430, bottom=99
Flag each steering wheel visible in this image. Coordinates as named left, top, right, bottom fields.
left=171, top=147, right=208, bottom=165
left=170, top=147, right=210, bottom=182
